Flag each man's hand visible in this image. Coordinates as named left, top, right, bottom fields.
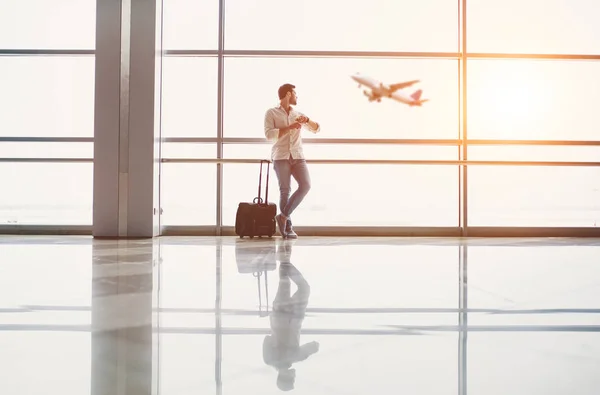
left=283, top=122, right=302, bottom=132
left=279, top=122, right=301, bottom=138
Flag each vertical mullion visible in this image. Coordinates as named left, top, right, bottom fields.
left=457, top=0, right=463, bottom=232
left=461, top=0, right=468, bottom=235
left=216, top=0, right=225, bottom=236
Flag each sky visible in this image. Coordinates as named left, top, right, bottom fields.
left=1, top=0, right=600, bottom=227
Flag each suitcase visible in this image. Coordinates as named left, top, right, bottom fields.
left=235, top=160, right=277, bottom=238
left=234, top=239, right=276, bottom=316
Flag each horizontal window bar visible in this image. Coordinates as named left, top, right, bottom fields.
left=162, top=137, right=219, bottom=143
left=467, top=139, right=600, bottom=146
left=166, top=49, right=461, bottom=59
left=3, top=137, right=600, bottom=146
left=160, top=158, right=600, bottom=167
left=164, top=50, right=218, bottom=56
left=0, top=158, right=92, bottom=163
left=0, top=50, right=95, bottom=56
left=3, top=50, right=598, bottom=60
left=161, top=137, right=600, bottom=146
left=163, top=50, right=600, bottom=60
left=466, top=227, right=600, bottom=238
left=467, top=53, right=600, bottom=60
left=0, top=137, right=94, bottom=143
left=162, top=137, right=461, bottom=145
left=0, top=225, right=91, bottom=235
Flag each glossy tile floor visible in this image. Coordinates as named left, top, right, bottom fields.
left=1, top=236, right=600, bottom=395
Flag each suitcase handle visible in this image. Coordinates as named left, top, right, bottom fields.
left=256, top=160, right=271, bottom=205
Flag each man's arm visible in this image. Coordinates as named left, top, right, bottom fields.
left=297, top=113, right=320, bottom=134
left=306, top=119, right=320, bottom=134
left=264, top=110, right=280, bottom=142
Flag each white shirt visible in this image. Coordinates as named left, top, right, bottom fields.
left=264, top=105, right=320, bottom=160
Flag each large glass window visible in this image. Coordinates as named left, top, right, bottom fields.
left=467, top=60, right=600, bottom=141
left=224, top=0, right=459, bottom=52
left=0, top=57, right=95, bottom=137
left=0, top=163, right=92, bottom=225
left=0, top=1, right=96, bottom=49
left=223, top=163, right=459, bottom=227
left=161, top=143, right=216, bottom=159
left=224, top=57, right=459, bottom=140
left=162, top=0, right=219, bottom=50
left=160, top=164, right=216, bottom=226
left=468, top=165, right=600, bottom=227
left=467, top=0, right=600, bottom=54
left=161, top=57, right=218, bottom=138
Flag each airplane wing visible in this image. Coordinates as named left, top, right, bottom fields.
left=389, top=80, right=420, bottom=91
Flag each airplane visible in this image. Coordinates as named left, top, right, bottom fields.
left=350, top=72, right=429, bottom=106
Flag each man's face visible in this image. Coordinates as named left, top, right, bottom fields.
left=289, top=90, right=297, bottom=105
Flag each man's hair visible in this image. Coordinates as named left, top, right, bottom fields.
left=278, top=83, right=295, bottom=100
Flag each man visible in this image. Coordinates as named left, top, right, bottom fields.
left=264, top=83, right=321, bottom=239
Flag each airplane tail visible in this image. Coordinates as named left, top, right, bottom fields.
left=410, top=89, right=423, bottom=101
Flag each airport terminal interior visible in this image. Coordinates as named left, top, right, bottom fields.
left=1, top=1, right=600, bottom=394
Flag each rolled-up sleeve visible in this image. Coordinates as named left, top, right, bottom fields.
left=308, top=122, right=320, bottom=134
left=299, top=112, right=320, bottom=134
left=264, top=109, right=279, bottom=142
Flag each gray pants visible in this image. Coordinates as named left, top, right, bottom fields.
left=273, top=157, right=311, bottom=226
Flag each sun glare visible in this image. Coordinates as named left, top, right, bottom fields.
left=470, top=61, right=551, bottom=139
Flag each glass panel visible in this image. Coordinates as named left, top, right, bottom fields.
left=468, top=146, right=600, bottom=162
left=0, top=143, right=93, bottom=159
left=467, top=0, right=600, bottom=54
left=224, top=143, right=458, bottom=160
left=0, top=0, right=95, bottom=49
left=0, top=57, right=95, bottom=138
left=467, top=166, right=600, bottom=226
left=161, top=57, right=218, bottom=138
left=467, top=60, right=600, bottom=141
left=224, top=0, right=459, bottom=52
left=161, top=143, right=216, bottom=159
left=160, top=164, right=216, bottom=226
left=0, top=163, right=92, bottom=225
left=223, top=163, right=459, bottom=226
left=224, top=57, right=459, bottom=139
left=163, top=0, right=218, bottom=50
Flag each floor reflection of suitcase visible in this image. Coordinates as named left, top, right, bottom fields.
left=235, top=240, right=276, bottom=317
left=235, top=160, right=277, bottom=239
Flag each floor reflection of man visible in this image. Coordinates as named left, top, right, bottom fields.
left=262, top=241, right=320, bottom=391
